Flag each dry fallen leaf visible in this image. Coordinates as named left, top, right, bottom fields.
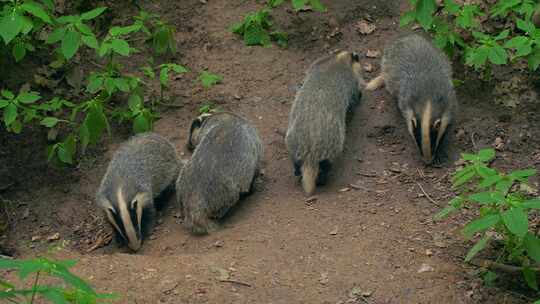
left=356, top=20, right=376, bottom=35
left=418, top=263, right=434, bottom=273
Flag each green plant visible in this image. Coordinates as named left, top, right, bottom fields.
left=46, top=7, right=106, bottom=60
left=401, top=0, right=540, bottom=71
left=133, top=10, right=177, bottom=55
left=198, top=70, right=222, bottom=88
left=231, top=8, right=287, bottom=47
left=0, top=89, right=42, bottom=133
left=0, top=0, right=54, bottom=62
left=231, top=0, right=325, bottom=47
left=0, top=257, right=118, bottom=303
left=436, top=148, right=540, bottom=290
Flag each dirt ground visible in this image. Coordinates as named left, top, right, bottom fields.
left=2, top=0, right=540, bottom=303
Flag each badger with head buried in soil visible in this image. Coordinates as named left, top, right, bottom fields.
left=96, top=133, right=181, bottom=252
left=177, top=111, right=263, bottom=235
left=366, top=34, right=458, bottom=165
left=285, top=50, right=364, bottom=196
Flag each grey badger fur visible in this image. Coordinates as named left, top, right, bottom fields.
left=285, top=50, right=364, bottom=196
left=96, top=132, right=181, bottom=252
left=177, top=111, right=263, bottom=235
left=366, top=34, right=457, bottom=165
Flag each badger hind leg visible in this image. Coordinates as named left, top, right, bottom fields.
left=317, top=160, right=332, bottom=185
left=185, top=209, right=219, bottom=235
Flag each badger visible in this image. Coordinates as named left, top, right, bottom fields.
left=366, top=34, right=457, bottom=165
left=96, top=132, right=181, bottom=252
left=176, top=111, right=263, bottom=235
left=285, top=50, right=364, bottom=196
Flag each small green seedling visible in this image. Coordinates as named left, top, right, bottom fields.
left=198, top=71, right=223, bottom=88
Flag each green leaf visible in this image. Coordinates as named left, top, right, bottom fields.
left=488, top=44, right=508, bottom=65
left=523, top=266, right=538, bottom=290
left=12, top=42, right=26, bottom=62
left=0, top=13, right=25, bottom=44
left=56, top=15, right=79, bottom=24
left=478, top=148, right=495, bottom=161
left=115, top=78, right=130, bottom=92
left=469, top=192, right=503, bottom=204
left=81, top=34, right=99, bottom=49
left=133, top=114, right=151, bottom=133
left=75, top=22, right=93, bottom=36
left=81, top=7, right=107, bottom=20
left=510, top=169, right=536, bottom=179
left=478, top=175, right=503, bottom=188
left=9, top=119, right=22, bottom=133
left=466, top=46, right=489, bottom=69
left=434, top=197, right=463, bottom=220
left=111, top=38, right=130, bottom=56
left=501, top=208, right=528, bottom=238
left=104, top=77, right=116, bottom=95
left=453, top=170, right=475, bottom=187
left=495, top=178, right=513, bottom=194
left=291, top=0, right=306, bottom=10
left=444, top=0, right=460, bottom=14
left=159, top=67, right=169, bottom=87
left=170, top=64, right=188, bottom=73
left=128, top=94, right=142, bottom=111
left=3, top=103, right=17, bottom=126
left=415, top=0, right=436, bottom=29
left=494, top=29, right=509, bottom=41
left=0, top=100, right=8, bottom=108
left=198, top=71, right=223, bottom=88
left=309, top=0, right=326, bottom=12
left=400, top=11, right=416, bottom=27
left=463, top=214, right=500, bottom=239
left=40, top=117, right=59, bottom=128
left=18, top=92, right=41, bottom=104
left=109, top=24, right=141, bottom=36
left=57, top=144, right=72, bottom=164
left=524, top=233, right=540, bottom=264
left=86, top=75, right=103, bottom=93
left=21, top=2, right=52, bottom=24
left=61, top=30, right=82, bottom=60
left=504, top=36, right=532, bottom=57
left=522, top=199, right=540, bottom=209
left=1, top=90, right=14, bottom=100
left=46, top=27, right=66, bottom=44
left=82, top=103, right=108, bottom=146
left=465, top=234, right=491, bottom=262
left=268, top=0, right=285, bottom=8
left=529, top=49, right=540, bottom=71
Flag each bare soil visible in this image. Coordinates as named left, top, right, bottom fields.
left=2, top=0, right=540, bottom=303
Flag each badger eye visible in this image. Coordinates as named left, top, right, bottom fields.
left=411, top=117, right=417, bottom=128
left=351, top=52, right=360, bottom=62
left=131, top=199, right=138, bottom=210
left=433, top=119, right=441, bottom=130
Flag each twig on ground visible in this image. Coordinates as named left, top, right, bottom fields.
left=469, top=259, right=540, bottom=273
left=218, top=279, right=252, bottom=287
left=416, top=182, right=442, bottom=207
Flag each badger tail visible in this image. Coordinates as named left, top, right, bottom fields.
left=301, top=163, right=319, bottom=196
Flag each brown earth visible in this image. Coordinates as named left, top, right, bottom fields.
left=2, top=0, right=540, bottom=303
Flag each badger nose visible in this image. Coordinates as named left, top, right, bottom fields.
left=128, top=239, right=142, bottom=252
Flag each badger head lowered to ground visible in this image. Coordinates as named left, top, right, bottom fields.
left=96, top=132, right=181, bottom=252
left=96, top=178, right=155, bottom=252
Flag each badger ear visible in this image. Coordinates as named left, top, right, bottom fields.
left=187, top=118, right=202, bottom=151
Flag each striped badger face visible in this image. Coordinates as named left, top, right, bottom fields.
left=404, top=98, right=452, bottom=165
left=187, top=112, right=213, bottom=151
left=98, top=185, right=154, bottom=252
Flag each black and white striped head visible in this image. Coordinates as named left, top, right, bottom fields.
left=403, top=97, right=453, bottom=165
left=97, top=182, right=154, bottom=252
left=186, top=112, right=213, bottom=151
